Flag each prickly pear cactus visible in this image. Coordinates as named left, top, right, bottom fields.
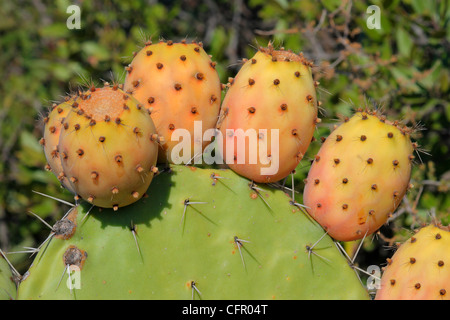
left=124, top=40, right=222, bottom=164
left=217, top=44, right=318, bottom=183
left=375, top=223, right=450, bottom=300
left=18, top=166, right=369, bottom=300
left=0, top=255, right=16, bottom=300
left=303, top=110, right=415, bottom=241
left=57, top=84, right=160, bottom=210
left=40, top=97, right=77, bottom=194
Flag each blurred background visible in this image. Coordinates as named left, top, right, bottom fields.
left=0, top=0, right=448, bottom=286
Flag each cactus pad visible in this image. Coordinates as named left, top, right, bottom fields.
left=18, top=166, right=369, bottom=300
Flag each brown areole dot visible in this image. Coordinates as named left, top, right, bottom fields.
left=393, top=160, right=399, bottom=167
left=334, top=158, right=340, bottom=165
left=90, top=171, right=99, bottom=180
left=367, top=158, right=373, bottom=164
left=115, top=155, right=123, bottom=164
left=342, top=178, right=348, bottom=184
left=76, top=149, right=84, bottom=157
left=248, top=78, right=255, bottom=86
left=440, top=289, right=446, bottom=296
left=280, top=103, right=287, bottom=111
left=174, top=83, right=182, bottom=91
left=390, top=279, right=396, bottom=286
left=435, top=233, right=442, bottom=240
left=388, top=132, right=394, bottom=138
left=314, top=179, right=320, bottom=185
left=156, top=63, right=163, bottom=69
left=414, top=283, right=421, bottom=289
left=294, top=71, right=300, bottom=77
left=371, top=184, right=377, bottom=190
left=63, top=245, right=87, bottom=269
left=438, top=260, right=444, bottom=267
left=410, top=257, right=416, bottom=264
left=180, top=55, right=186, bottom=61
left=147, top=97, right=155, bottom=104
left=360, top=135, right=367, bottom=141
left=99, top=136, right=105, bottom=143
left=336, top=135, right=343, bottom=142
left=247, top=107, right=256, bottom=114
left=273, top=79, right=280, bottom=85
left=195, top=73, right=204, bottom=80
left=342, top=204, right=348, bottom=210
left=169, top=123, right=175, bottom=131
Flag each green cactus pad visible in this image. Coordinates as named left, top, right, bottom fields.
left=18, top=165, right=369, bottom=300
left=0, top=255, right=17, bottom=300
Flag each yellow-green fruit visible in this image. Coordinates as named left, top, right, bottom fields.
left=376, top=224, right=450, bottom=300
left=124, top=40, right=222, bottom=164
left=58, top=85, right=159, bottom=210
left=41, top=98, right=77, bottom=194
left=217, top=45, right=318, bottom=183
left=303, top=111, right=414, bottom=241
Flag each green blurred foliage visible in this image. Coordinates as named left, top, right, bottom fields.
left=0, top=0, right=448, bottom=278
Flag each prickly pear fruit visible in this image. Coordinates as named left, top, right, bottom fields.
left=303, top=110, right=415, bottom=241
left=40, top=98, right=77, bottom=194
left=17, top=165, right=369, bottom=300
left=58, top=84, right=159, bottom=210
left=375, top=223, right=450, bottom=300
left=0, top=254, right=16, bottom=300
left=124, top=40, right=222, bottom=164
left=217, top=44, right=318, bottom=183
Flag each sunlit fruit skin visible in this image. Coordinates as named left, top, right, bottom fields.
left=124, top=40, right=222, bottom=164
left=375, top=224, right=450, bottom=300
left=41, top=98, right=77, bottom=194
left=217, top=45, right=318, bottom=183
left=303, top=111, right=414, bottom=241
left=58, top=85, right=159, bottom=210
